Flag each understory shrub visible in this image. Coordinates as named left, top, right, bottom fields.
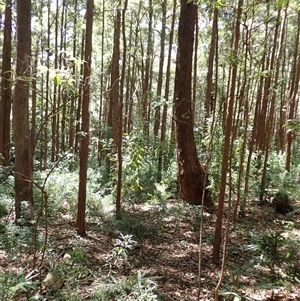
left=247, top=230, right=300, bottom=282
left=0, top=269, right=38, bottom=301
left=90, top=271, right=159, bottom=301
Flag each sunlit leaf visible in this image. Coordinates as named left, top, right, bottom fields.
left=277, top=0, right=288, bottom=8
left=215, top=0, right=226, bottom=9
left=54, top=75, right=61, bottom=87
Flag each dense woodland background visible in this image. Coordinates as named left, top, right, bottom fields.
left=1, top=0, right=300, bottom=300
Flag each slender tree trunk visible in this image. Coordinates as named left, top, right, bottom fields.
left=286, top=10, right=300, bottom=172
left=142, top=0, right=153, bottom=137
left=77, top=0, right=93, bottom=236
left=157, top=0, right=177, bottom=182
left=205, top=6, right=218, bottom=118
left=75, top=30, right=85, bottom=154
left=42, top=1, right=51, bottom=170
left=31, top=48, right=38, bottom=164
left=68, top=0, right=77, bottom=151
left=14, top=0, right=33, bottom=220
left=213, top=0, right=243, bottom=263
left=115, top=0, right=128, bottom=218
left=59, top=0, right=67, bottom=153
left=232, top=19, right=252, bottom=222
left=276, top=6, right=288, bottom=153
left=123, top=13, right=133, bottom=134
left=97, top=0, right=105, bottom=163
left=0, top=0, right=12, bottom=167
left=260, top=8, right=283, bottom=199
left=153, top=0, right=167, bottom=140
left=109, top=4, right=122, bottom=215
left=192, top=7, right=198, bottom=126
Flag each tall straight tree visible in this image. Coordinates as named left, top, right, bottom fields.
left=285, top=10, right=300, bottom=172
left=205, top=5, right=218, bottom=118
left=212, top=0, right=243, bottom=263
left=110, top=3, right=122, bottom=216
left=174, top=0, right=210, bottom=206
left=14, top=0, right=33, bottom=220
left=77, top=0, right=94, bottom=236
left=157, top=0, right=177, bottom=182
left=141, top=0, right=153, bottom=137
left=0, top=0, right=12, bottom=167
left=153, top=0, right=167, bottom=141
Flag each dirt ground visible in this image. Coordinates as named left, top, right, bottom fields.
left=1, top=199, right=300, bottom=300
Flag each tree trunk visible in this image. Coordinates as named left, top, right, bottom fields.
left=157, top=0, right=177, bottom=182
left=142, top=0, right=153, bottom=137
left=153, top=0, right=167, bottom=141
left=174, top=0, right=210, bottom=206
left=0, top=0, right=12, bottom=167
left=14, top=0, right=33, bottom=220
left=285, top=10, right=300, bottom=172
left=213, top=0, right=243, bottom=263
left=77, top=0, right=93, bottom=236
left=109, top=4, right=122, bottom=216
left=205, top=6, right=218, bottom=118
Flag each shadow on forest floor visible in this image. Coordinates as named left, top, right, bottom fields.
left=1, top=199, right=300, bottom=300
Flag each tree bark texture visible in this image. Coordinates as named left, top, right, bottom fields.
left=174, top=0, right=210, bottom=206
left=14, top=0, right=33, bottom=220
left=77, top=0, right=93, bottom=236
left=0, top=0, right=12, bottom=166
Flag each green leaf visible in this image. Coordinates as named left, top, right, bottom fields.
left=187, top=0, right=193, bottom=3
left=54, top=75, right=61, bottom=87
left=277, top=0, right=288, bottom=8
left=215, top=0, right=226, bottom=9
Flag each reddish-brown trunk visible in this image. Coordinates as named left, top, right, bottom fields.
left=174, top=0, right=210, bottom=206
left=0, top=0, right=12, bottom=166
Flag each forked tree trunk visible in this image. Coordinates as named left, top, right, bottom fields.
left=174, top=0, right=210, bottom=206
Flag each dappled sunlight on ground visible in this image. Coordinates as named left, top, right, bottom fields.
left=1, top=199, right=300, bottom=300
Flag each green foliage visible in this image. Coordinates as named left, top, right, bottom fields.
left=247, top=231, right=300, bottom=281
left=120, top=131, right=176, bottom=204
left=40, top=163, right=107, bottom=217
left=277, top=0, right=289, bottom=8
left=0, top=169, right=14, bottom=197
left=0, top=201, right=8, bottom=218
left=0, top=222, right=44, bottom=255
left=0, top=269, right=38, bottom=301
left=91, top=232, right=160, bottom=300
left=203, top=122, right=224, bottom=202
left=106, top=233, right=137, bottom=272
left=263, top=151, right=300, bottom=200
left=91, top=271, right=159, bottom=301
left=101, top=208, right=165, bottom=241
left=219, top=291, right=253, bottom=301
left=44, top=246, right=92, bottom=298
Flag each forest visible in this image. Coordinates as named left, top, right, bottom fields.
left=1, top=0, right=300, bottom=300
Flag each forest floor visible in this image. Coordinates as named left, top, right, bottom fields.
left=1, top=198, right=300, bottom=300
